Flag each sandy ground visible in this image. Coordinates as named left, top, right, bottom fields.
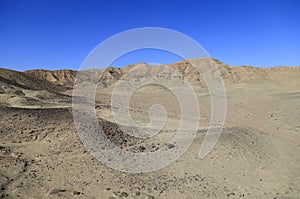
left=0, top=67, right=300, bottom=198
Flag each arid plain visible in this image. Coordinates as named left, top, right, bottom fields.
left=0, top=58, right=299, bottom=198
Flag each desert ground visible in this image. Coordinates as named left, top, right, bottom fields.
left=0, top=58, right=299, bottom=198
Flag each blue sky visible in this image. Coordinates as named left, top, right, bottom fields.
left=0, top=0, right=299, bottom=71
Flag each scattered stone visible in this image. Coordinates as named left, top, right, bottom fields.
left=167, top=143, right=175, bottom=149
left=135, top=191, right=141, bottom=196
left=73, top=191, right=82, bottom=196
left=119, top=192, right=128, bottom=197
left=49, top=188, right=66, bottom=195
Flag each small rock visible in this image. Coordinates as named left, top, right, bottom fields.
left=120, top=192, right=128, bottom=197
left=167, top=143, right=175, bottom=149
left=135, top=191, right=141, bottom=196
left=73, top=191, right=81, bottom=196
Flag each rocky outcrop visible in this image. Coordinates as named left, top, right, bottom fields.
left=0, top=68, right=65, bottom=92
left=99, top=67, right=123, bottom=87
left=24, top=69, right=77, bottom=88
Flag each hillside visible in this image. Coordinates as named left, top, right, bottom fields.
left=2, top=58, right=299, bottom=91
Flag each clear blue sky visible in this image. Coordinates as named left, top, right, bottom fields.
left=0, top=0, right=299, bottom=71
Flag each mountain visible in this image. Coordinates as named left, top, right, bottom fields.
left=1, top=58, right=299, bottom=91
left=0, top=68, right=66, bottom=92
left=95, top=58, right=300, bottom=88
left=24, top=69, right=77, bottom=88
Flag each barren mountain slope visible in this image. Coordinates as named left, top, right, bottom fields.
left=4, top=58, right=298, bottom=90
left=0, top=68, right=66, bottom=92
left=24, top=69, right=77, bottom=88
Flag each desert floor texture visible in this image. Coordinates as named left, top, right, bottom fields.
left=0, top=59, right=299, bottom=198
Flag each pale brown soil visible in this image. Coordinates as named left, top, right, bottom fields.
left=0, top=59, right=299, bottom=198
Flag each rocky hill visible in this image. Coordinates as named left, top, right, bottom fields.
left=0, top=68, right=66, bottom=92
left=1, top=58, right=299, bottom=91
left=24, top=69, right=77, bottom=88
